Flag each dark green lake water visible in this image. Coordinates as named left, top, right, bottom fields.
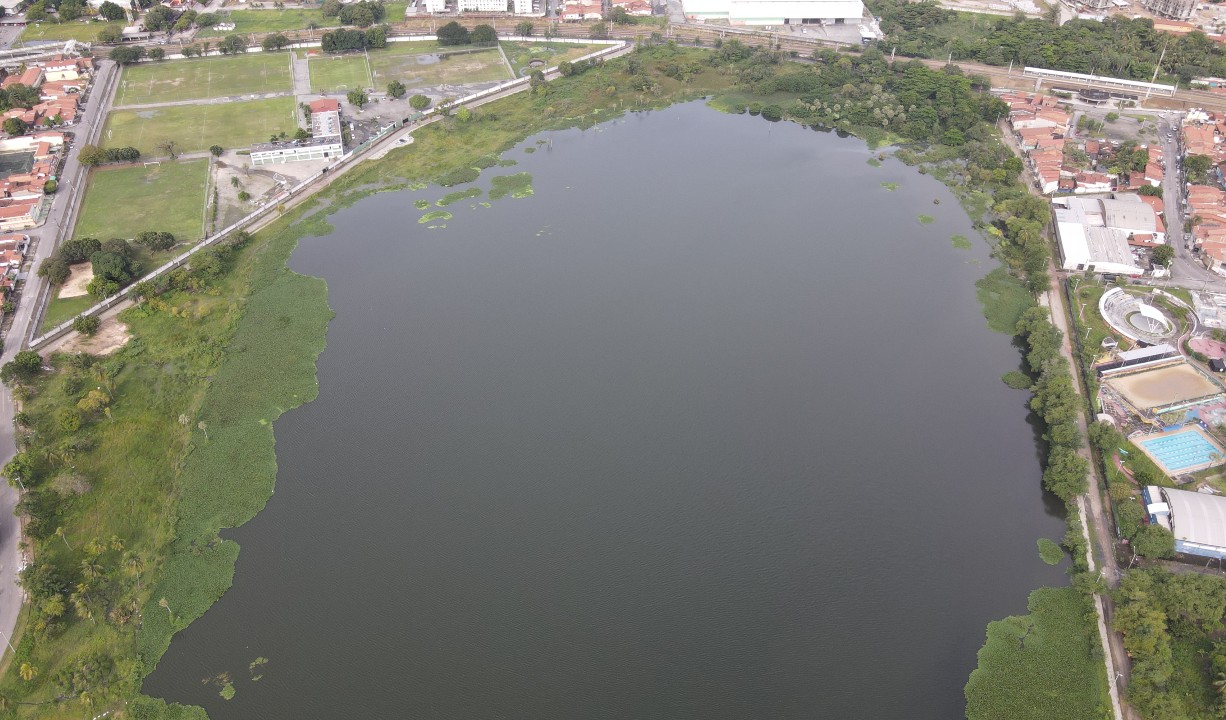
left=145, top=102, right=1066, bottom=719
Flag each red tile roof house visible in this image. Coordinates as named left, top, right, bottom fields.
left=308, top=98, right=340, bottom=114
left=0, top=67, right=43, bottom=91
left=1073, top=171, right=1113, bottom=194
left=1144, top=161, right=1163, bottom=186
left=0, top=201, right=39, bottom=232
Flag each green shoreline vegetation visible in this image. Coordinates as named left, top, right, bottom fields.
left=0, top=40, right=1113, bottom=718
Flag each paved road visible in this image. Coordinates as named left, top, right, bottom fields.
left=1042, top=279, right=1135, bottom=720
left=0, top=57, right=119, bottom=664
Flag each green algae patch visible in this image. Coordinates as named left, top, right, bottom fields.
left=489, top=173, right=534, bottom=200
left=951, top=234, right=972, bottom=249
left=438, top=188, right=483, bottom=206
left=965, top=587, right=1109, bottom=720
left=880, top=181, right=899, bottom=191
left=918, top=214, right=935, bottom=224
left=420, top=210, right=453, bottom=223
left=414, top=199, right=430, bottom=210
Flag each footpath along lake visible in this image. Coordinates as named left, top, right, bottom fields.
left=144, top=102, right=1067, bottom=719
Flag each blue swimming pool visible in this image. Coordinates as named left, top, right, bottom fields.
left=1139, top=430, right=1225, bottom=472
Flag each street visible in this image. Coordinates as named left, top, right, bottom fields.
left=0, top=56, right=119, bottom=664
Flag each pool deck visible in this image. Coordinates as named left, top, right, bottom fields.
left=1135, top=426, right=1226, bottom=476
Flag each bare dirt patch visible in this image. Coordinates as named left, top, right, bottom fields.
left=1107, top=363, right=1224, bottom=410
left=54, top=317, right=131, bottom=356
left=59, top=263, right=93, bottom=298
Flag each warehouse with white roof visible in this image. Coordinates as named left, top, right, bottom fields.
left=682, top=0, right=863, bottom=24
left=1145, top=486, right=1226, bottom=559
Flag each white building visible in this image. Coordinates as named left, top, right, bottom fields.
left=459, top=0, right=507, bottom=11
left=251, top=98, right=344, bottom=166
left=1146, top=486, right=1226, bottom=559
left=683, top=0, right=863, bottom=25
left=511, top=0, right=536, bottom=13
left=422, top=0, right=447, bottom=12
left=250, top=136, right=344, bottom=166
left=1053, top=196, right=1159, bottom=275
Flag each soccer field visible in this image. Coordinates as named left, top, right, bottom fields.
left=307, top=53, right=373, bottom=93
left=368, top=45, right=511, bottom=89
left=73, top=159, right=209, bottom=243
left=104, top=97, right=298, bottom=157
left=116, top=55, right=294, bottom=105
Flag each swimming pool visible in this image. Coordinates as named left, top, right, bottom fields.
left=1138, top=429, right=1226, bottom=473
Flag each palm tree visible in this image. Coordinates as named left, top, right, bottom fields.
left=123, top=552, right=144, bottom=591
left=70, top=592, right=93, bottom=624
left=79, top=557, right=102, bottom=581
left=54, top=527, right=72, bottom=551
left=18, top=663, right=36, bottom=682
left=92, top=366, right=114, bottom=400
left=109, top=535, right=124, bottom=553
left=1213, top=671, right=1226, bottom=697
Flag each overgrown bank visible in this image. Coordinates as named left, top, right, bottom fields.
left=0, top=41, right=1109, bottom=718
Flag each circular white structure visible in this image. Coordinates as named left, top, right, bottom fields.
left=1099, top=288, right=1179, bottom=344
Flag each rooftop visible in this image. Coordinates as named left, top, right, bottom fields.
left=1159, top=486, right=1226, bottom=551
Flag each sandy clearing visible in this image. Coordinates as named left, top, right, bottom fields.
left=48, top=317, right=131, bottom=357
left=59, top=263, right=94, bottom=299
left=1107, top=363, right=1224, bottom=410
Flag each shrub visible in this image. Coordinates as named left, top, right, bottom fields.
left=72, top=315, right=100, bottom=336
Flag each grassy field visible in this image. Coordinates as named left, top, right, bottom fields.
left=197, top=8, right=339, bottom=37
left=196, top=2, right=407, bottom=37
left=39, top=293, right=94, bottom=332
left=500, top=41, right=592, bottom=76
left=965, top=587, right=1110, bottom=720
left=103, top=97, right=298, bottom=156
left=370, top=45, right=511, bottom=89
left=18, top=19, right=117, bottom=42
left=72, top=160, right=208, bottom=243
left=306, top=53, right=373, bottom=93
left=0, top=205, right=331, bottom=717
left=116, top=54, right=294, bottom=105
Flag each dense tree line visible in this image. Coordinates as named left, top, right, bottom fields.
left=437, top=21, right=496, bottom=46
left=1113, top=569, right=1226, bottom=720
left=320, top=25, right=386, bottom=53
left=78, top=145, right=141, bottom=167
left=871, top=0, right=1226, bottom=84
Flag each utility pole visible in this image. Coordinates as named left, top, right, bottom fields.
left=1146, top=41, right=1168, bottom=102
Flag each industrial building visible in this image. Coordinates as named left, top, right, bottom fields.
left=1053, top=194, right=1166, bottom=276
left=1145, top=486, right=1226, bottom=559
left=682, top=0, right=863, bottom=25
left=1140, top=0, right=1195, bottom=20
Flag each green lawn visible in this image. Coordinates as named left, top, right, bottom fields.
left=307, top=53, right=373, bottom=93
left=196, top=2, right=407, bottom=36
left=197, top=8, right=340, bottom=37
left=116, top=54, right=293, bottom=105
left=18, top=19, right=118, bottom=43
left=73, top=159, right=208, bottom=244
left=103, top=97, right=298, bottom=156
left=39, top=293, right=95, bottom=333
left=368, top=45, right=511, bottom=89
left=500, top=41, right=592, bottom=77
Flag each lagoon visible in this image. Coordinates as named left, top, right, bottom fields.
left=144, top=102, right=1066, bottom=719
